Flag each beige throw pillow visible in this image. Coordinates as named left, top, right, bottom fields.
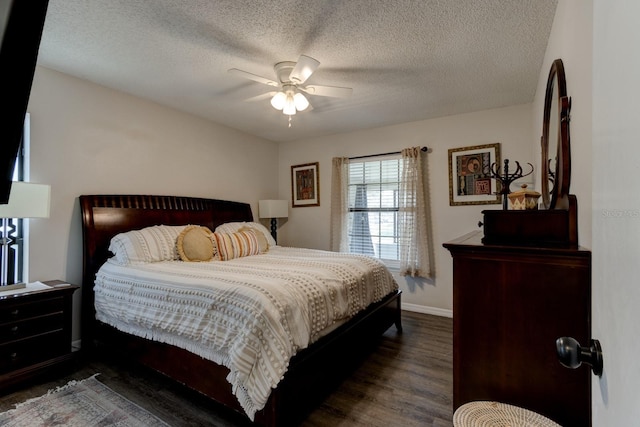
left=239, top=225, right=269, bottom=253
left=177, top=225, right=215, bottom=262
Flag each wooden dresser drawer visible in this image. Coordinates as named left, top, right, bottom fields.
left=0, top=296, right=64, bottom=323
left=0, top=330, right=67, bottom=374
left=0, top=312, right=64, bottom=345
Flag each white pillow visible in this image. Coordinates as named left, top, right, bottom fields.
left=108, top=225, right=187, bottom=265
left=215, top=221, right=276, bottom=247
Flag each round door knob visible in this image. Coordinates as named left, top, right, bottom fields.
left=556, top=336, right=603, bottom=377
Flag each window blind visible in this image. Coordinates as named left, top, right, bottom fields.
left=348, top=155, right=402, bottom=262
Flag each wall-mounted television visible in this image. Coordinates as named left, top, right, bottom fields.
left=0, top=0, right=49, bottom=204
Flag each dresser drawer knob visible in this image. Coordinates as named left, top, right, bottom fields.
left=10, top=326, right=19, bottom=334
left=10, top=352, right=18, bottom=361
left=11, top=309, right=19, bottom=317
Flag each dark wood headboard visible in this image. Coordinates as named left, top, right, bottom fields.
left=79, top=194, right=253, bottom=345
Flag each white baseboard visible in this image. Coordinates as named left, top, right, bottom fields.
left=402, top=302, right=453, bottom=318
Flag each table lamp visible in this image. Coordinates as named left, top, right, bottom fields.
left=0, top=182, right=50, bottom=291
left=258, top=200, right=288, bottom=244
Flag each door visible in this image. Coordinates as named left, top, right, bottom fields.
left=592, top=1, right=640, bottom=424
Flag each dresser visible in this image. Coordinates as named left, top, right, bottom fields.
left=444, top=231, right=591, bottom=427
left=0, top=280, right=79, bottom=390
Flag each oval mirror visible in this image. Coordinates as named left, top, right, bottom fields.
left=541, top=59, right=571, bottom=209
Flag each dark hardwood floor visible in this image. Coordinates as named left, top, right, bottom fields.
left=0, top=311, right=453, bottom=427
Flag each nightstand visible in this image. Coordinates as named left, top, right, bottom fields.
left=0, top=280, right=79, bottom=390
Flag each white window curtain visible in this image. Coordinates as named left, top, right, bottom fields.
left=330, top=148, right=433, bottom=278
left=398, top=147, right=433, bottom=278
left=330, top=157, right=349, bottom=252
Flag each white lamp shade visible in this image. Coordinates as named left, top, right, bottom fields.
left=293, top=92, right=309, bottom=111
left=259, top=200, right=288, bottom=219
left=0, top=182, right=51, bottom=218
left=270, top=92, right=286, bottom=110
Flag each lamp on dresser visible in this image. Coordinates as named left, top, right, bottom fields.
left=0, top=181, right=50, bottom=291
left=259, top=199, right=288, bottom=244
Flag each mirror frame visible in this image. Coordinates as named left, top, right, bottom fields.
left=541, top=59, right=571, bottom=210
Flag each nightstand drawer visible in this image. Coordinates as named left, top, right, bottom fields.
left=0, top=296, right=64, bottom=323
left=0, top=330, right=67, bottom=374
left=0, top=282, right=79, bottom=390
left=0, top=312, right=64, bottom=345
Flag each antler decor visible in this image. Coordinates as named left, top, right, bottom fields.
left=490, top=159, right=534, bottom=210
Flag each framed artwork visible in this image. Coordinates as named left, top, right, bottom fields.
left=291, top=162, right=320, bottom=207
left=448, top=143, right=501, bottom=206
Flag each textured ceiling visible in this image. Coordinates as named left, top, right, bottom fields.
left=38, top=0, right=558, bottom=142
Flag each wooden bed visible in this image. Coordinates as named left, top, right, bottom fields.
left=80, top=194, right=402, bottom=427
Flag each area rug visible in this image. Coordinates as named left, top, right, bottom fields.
left=0, top=374, right=170, bottom=427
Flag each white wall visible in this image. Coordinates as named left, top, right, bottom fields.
left=592, top=1, right=640, bottom=425
left=531, top=0, right=593, bottom=248
left=278, top=104, right=533, bottom=315
left=26, top=67, right=279, bottom=339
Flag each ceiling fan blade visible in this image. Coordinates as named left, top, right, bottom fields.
left=245, top=91, right=277, bottom=102
left=228, top=68, right=279, bottom=87
left=301, top=84, right=353, bottom=98
left=289, top=55, right=320, bottom=84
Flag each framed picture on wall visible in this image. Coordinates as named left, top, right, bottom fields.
left=448, top=143, right=501, bottom=206
left=291, top=162, right=320, bottom=207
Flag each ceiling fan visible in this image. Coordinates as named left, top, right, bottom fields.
left=228, top=55, right=352, bottom=124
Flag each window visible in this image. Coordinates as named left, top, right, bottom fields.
left=1, top=115, right=27, bottom=285
left=331, top=147, right=432, bottom=277
left=348, top=155, right=402, bottom=267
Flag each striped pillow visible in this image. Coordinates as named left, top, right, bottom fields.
left=239, top=225, right=269, bottom=253
left=215, top=221, right=276, bottom=247
left=212, top=230, right=261, bottom=261
left=109, top=225, right=186, bottom=265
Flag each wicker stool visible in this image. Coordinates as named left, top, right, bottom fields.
left=453, top=401, right=562, bottom=427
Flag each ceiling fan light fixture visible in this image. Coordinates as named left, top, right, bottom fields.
left=230, top=54, right=352, bottom=126
left=293, top=92, right=309, bottom=111
left=270, top=92, right=286, bottom=110
left=283, top=94, right=296, bottom=115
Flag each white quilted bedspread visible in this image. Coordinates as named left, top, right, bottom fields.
left=94, top=246, right=398, bottom=419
